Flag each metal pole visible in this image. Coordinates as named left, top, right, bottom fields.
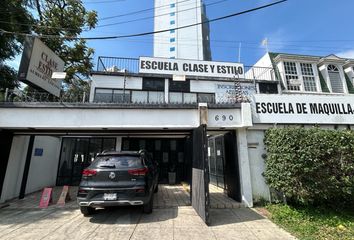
left=4, top=88, right=9, bottom=101
left=123, top=69, right=127, bottom=103
left=82, top=92, right=86, bottom=103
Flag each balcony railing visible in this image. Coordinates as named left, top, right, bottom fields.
left=96, top=56, right=276, bottom=81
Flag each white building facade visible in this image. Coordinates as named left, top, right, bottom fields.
left=153, top=0, right=211, bottom=60
left=0, top=53, right=353, bottom=223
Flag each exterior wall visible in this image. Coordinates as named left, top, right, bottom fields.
left=90, top=75, right=142, bottom=102
left=153, top=0, right=206, bottom=60
left=0, top=136, right=61, bottom=202
left=236, top=128, right=253, bottom=207
left=25, top=136, right=61, bottom=194
left=247, top=130, right=270, bottom=201
left=0, top=108, right=201, bottom=130
left=1, top=136, right=29, bottom=203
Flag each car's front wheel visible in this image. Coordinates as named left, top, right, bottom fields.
left=80, top=206, right=95, bottom=216
left=143, top=195, right=154, bottom=214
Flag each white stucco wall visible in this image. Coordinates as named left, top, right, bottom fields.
left=25, top=136, right=61, bottom=194
left=247, top=130, right=270, bottom=202
left=1, top=136, right=29, bottom=203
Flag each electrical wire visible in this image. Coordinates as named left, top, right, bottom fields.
left=0, top=0, right=224, bottom=32
left=0, top=0, right=288, bottom=40
left=95, top=0, right=227, bottom=28
left=99, top=0, right=192, bottom=20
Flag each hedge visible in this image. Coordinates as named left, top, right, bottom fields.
left=263, top=127, right=354, bottom=205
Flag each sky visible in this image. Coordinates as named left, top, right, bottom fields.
left=8, top=0, right=354, bottom=70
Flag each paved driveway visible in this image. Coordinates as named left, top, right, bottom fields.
left=0, top=205, right=296, bottom=240
left=0, top=185, right=296, bottom=239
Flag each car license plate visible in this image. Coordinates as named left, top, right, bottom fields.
left=103, top=193, right=117, bottom=201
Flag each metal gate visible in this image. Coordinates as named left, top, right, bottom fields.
left=191, top=124, right=210, bottom=225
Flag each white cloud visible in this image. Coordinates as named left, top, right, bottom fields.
left=337, top=50, right=354, bottom=59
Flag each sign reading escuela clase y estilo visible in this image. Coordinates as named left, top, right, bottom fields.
left=18, top=37, right=65, bottom=97
left=252, top=94, right=354, bottom=124
left=139, top=57, right=244, bottom=79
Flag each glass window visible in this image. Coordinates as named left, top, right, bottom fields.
left=300, top=63, right=317, bottom=92
left=170, top=29, right=175, bottom=33
left=170, top=3, right=175, bottom=7
left=142, top=78, right=165, bottom=91
left=113, top=89, right=130, bottom=103
left=102, top=138, right=116, bottom=152
left=170, top=47, right=175, bottom=52
left=148, top=91, right=164, bottom=103
left=94, top=89, right=112, bottom=102
left=169, top=79, right=190, bottom=92
left=327, top=64, right=344, bottom=93
left=327, top=64, right=339, bottom=72
left=132, top=91, right=148, bottom=103
left=198, top=93, right=215, bottom=103
left=170, top=56, right=175, bottom=59
left=284, top=62, right=300, bottom=91
left=170, top=92, right=183, bottom=103
left=170, top=38, right=175, bottom=43
left=170, top=12, right=175, bottom=16
left=170, top=20, right=175, bottom=25
left=183, top=93, right=197, bottom=103
left=92, top=156, right=142, bottom=169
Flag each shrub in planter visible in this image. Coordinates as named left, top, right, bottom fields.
left=263, top=127, right=354, bottom=205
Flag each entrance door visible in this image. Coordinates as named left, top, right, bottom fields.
left=224, top=131, right=241, bottom=202
left=191, top=125, right=210, bottom=225
left=208, top=136, right=226, bottom=189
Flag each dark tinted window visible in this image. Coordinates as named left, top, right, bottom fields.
left=197, top=93, right=215, bottom=103
left=91, top=155, right=142, bottom=168
left=169, top=79, right=190, bottom=92
left=143, top=78, right=165, bottom=91
left=259, top=82, right=278, bottom=94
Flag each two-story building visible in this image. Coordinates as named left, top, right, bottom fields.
left=0, top=53, right=353, bottom=224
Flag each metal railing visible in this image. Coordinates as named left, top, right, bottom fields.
left=97, top=57, right=139, bottom=73
left=96, top=56, right=276, bottom=81
left=1, top=89, right=89, bottom=103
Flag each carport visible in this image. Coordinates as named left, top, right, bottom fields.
left=0, top=101, right=252, bottom=225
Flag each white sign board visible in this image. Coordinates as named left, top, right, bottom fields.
left=215, top=83, right=256, bottom=103
left=18, top=37, right=65, bottom=97
left=139, top=57, right=244, bottom=79
left=252, top=94, right=354, bottom=124
left=52, top=72, right=67, bottom=79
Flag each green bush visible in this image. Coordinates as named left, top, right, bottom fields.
left=264, top=127, right=354, bottom=205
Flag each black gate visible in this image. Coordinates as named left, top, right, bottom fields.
left=191, top=125, right=210, bottom=225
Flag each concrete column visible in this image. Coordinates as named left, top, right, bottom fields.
left=237, top=128, right=253, bottom=207
left=115, top=137, right=122, bottom=151
left=164, top=78, right=169, bottom=103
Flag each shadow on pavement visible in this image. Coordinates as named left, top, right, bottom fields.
left=209, top=208, right=265, bottom=226
left=88, top=205, right=179, bottom=225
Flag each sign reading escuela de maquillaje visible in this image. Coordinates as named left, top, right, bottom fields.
left=252, top=94, right=354, bottom=124
left=139, top=57, right=244, bottom=79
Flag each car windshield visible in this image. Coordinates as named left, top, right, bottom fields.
left=90, top=155, right=142, bottom=169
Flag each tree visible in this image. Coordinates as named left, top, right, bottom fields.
left=0, top=0, right=33, bottom=91
left=32, top=0, right=97, bottom=82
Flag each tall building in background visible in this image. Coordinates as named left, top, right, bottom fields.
left=153, top=0, right=212, bottom=60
